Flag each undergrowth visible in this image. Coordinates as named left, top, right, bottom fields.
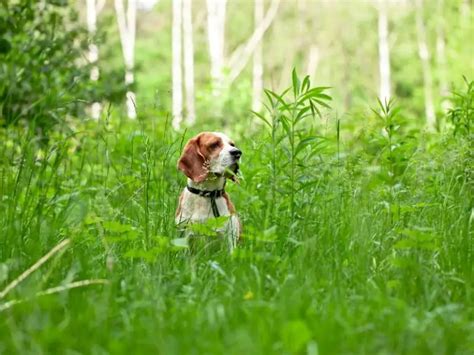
left=0, top=73, right=472, bottom=354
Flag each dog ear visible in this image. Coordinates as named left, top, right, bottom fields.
left=177, top=137, right=208, bottom=182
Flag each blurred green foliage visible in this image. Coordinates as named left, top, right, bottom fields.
left=0, top=0, right=90, bottom=131
left=0, top=0, right=126, bottom=134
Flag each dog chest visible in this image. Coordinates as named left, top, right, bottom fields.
left=178, top=189, right=230, bottom=223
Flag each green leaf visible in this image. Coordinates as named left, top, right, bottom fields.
left=294, top=106, right=312, bottom=124
left=301, top=75, right=311, bottom=93
left=298, top=87, right=332, bottom=104
left=292, top=68, right=300, bottom=98
left=187, top=216, right=229, bottom=235
left=312, top=98, right=331, bottom=109
left=282, top=320, right=312, bottom=353
left=264, top=89, right=290, bottom=111
left=279, top=115, right=291, bottom=136
left=309, top=100, right=316, bottom=119
left=171, top=238, right=189, bottom=248
left=393, top=228, right=438, bottom=251
left=315, top=93, right=332, bottom=101
left=251, top=110, right=271, bottom=128
left=105, top=230, right=138, bottom=243
left=84, top=213, right=103, bottom=225
left=371, top=107, right=384, bottom=120
left=310, top=100, right=322, bottom=118
left=280, top=86, right=292, bottom=98
left=295, top=136, right=319, bottom=156
left=103, top=221, right=135, bottom=233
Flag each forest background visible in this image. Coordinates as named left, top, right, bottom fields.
left=0, top=0, right=473, bottom=354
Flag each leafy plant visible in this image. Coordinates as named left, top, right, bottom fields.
left=448, top=76, right=473, bottom=137
left=252, top=69, right=331, bottom=238
left=0, top=1, right=122, bottom=134
left=0, top=98, right=472, bottom=354
left=371, top=99, right=407, bottom=186
left=369, top=99, right=416, bottom=225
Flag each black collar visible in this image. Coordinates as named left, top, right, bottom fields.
left=186, top=185, right=225, bottom=217
left=186, top=185, right=224, bottom=198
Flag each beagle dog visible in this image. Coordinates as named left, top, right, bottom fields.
left=176, top=132, right=242, bottom=250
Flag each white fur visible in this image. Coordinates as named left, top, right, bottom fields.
left=209, top=132, right=237, bottom=175
left=177, top=176, right=228, bottom=224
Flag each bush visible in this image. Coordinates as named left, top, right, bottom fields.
left=0, top=0, right=94, bottom=133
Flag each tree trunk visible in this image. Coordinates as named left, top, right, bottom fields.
left=172, top=0, right=183, bottom=129
left=436, top=0, right=449, bottom=110
left=461, top=0, right=470, bottom=24
left=227, top=0, right=280, bottom=84
left=252, top=0, right=264, bottom=112
left=86, top=0, right=101, bottom=119
left=183, top=0, right=196, bottom=125
left=206, top=0, right=227, bottom=96
left=306, top=45, right=320, bottom=83
left=115, top=0, right=137, bottom=119
left=377, top=0, right=391, bottom=103
left=415, top=0, right=436, bottom=130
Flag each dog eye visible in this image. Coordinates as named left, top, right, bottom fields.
left=210, top=142, right=220, bottom=149
left=229, top=142, right=235, bottom=147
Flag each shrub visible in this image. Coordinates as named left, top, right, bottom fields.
left=0, top=0, right=94, bottom=134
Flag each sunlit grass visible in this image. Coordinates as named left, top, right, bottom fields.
left=0, top=78, right=472, bottom=354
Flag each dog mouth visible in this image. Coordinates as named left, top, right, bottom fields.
left=224, top=162, right=239, bottom=181
left=230, top=162, right=239, bottom=173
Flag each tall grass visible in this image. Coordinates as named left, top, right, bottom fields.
left=0, top=76, right=472, bottom=354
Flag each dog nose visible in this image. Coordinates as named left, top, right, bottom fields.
left=230, top=148, right=242, bottom=159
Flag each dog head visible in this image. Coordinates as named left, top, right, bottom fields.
left=177, top=132, right=242, bottom=183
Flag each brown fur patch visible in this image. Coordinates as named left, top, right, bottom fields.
left=196, top=132, right=223, bottom=160
left=223, top=192, right=241, bottom=239
left=177, top=132, right=224, bottom=182
left=222, top=192, right=236, bottom=214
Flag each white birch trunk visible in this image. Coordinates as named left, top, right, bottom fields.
left=416, top=0, right=436, bottom=130
left=172, top=0, right=183, bottom=129
left=461, top=0, right=470, bottom=24
left=436, top=0, right=449, bottom=110
left=377, top=0, right=391, bottom=103
left=306, top=45, right=320, bottom=83
left=86, top=0, right=101, bottom=119
left=183, top=0, right=196, bottom=125
left=227, top=0, right=280, bottom=84
left=115, top=0, right=137, bottom=119
left=206, top=0, right=227, bottom=96
left=252, top=0, right=264, bottom=112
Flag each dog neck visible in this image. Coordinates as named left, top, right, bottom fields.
left=187, top=175, right=226, bottom=192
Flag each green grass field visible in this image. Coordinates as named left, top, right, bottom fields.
left=0, top=81, right=472, bottom=354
